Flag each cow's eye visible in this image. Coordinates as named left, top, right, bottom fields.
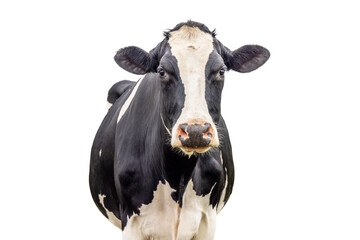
left=219, top=68, right=226, bottom=76
left=158, top=68, right=166, bottom=78
left=215, top=67, right=226, bottom=81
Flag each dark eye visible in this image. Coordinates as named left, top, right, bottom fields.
left=219, top=68, right=226, bottom=76
left=158, top=68, right=166, bottom=78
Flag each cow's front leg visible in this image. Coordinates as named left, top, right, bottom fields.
left=121, top=215, right=145, bottom=240
left=193, top=210, right=217, bottom=240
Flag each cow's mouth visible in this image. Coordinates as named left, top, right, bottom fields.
left=178, top=146, right=212, bottom=156
left=174, top=142, right=220, bottom=156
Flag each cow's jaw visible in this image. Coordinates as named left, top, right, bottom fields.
left=168, top=26, right=219, bottom=155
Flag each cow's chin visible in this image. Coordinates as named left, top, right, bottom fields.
left=175, top=145, right=217, bottom=157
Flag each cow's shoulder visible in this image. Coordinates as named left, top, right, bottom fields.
left=89, top=80, right=138, bottom=230
left=107, top=80, right=136, bottom=109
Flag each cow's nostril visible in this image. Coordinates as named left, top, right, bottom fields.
left=180, top=123, right=188, bottom=132
left=178, top=123, right=189, bottom=141
left=203, top=123, right=210, bottom=133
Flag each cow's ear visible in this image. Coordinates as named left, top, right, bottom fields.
left=229, top=45, right=270, bottom=73
left=114, top=46, right=154, bottom=75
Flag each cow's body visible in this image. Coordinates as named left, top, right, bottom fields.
left=90, top=21, right=269, bottom=240
left=90, top=75, right=233, bottom=239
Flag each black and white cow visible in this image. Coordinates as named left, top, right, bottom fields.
left=89, top=21, right=270, bottom=239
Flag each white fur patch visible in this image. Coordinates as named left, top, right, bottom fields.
left=117, top=77, right=144, bottom=123
left=177, top=180, right=217, bottom=240
left=122, top=181, right=179, bottom=239
left=122, top=180, right=217, bottom=240
left=98, top=194, right=122, bottom=229
left=168, top=26, right=219, bottom=151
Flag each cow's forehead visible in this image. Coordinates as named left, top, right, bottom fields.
left=168, top=26, right=214, bottom=56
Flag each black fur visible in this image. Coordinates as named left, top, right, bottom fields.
left=115, top=22, right=269, bottom=76
left=90, top=76, right=234, bottom=228
left=90, top=21, right=269, bottom=233
left=230, top=45, right=270, bottom=73
left=114, top=46, right=154, bottom=75
left=107, top=80, right=135, bottom=105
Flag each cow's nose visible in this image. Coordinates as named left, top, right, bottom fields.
left=177, top=122, right=214, bottom=149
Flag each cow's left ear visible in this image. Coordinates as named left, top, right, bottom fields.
left=114, top=46, right=155, bottom=75
left=228, top=45, right=270, bottom=73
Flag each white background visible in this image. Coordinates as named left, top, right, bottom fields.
left=0, top=0, right=359, bottom=239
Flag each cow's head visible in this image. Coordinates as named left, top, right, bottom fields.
left=114, top=21, right=270, bottom=156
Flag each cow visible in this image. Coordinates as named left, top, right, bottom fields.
left=89, top=20, right=270, bottom=240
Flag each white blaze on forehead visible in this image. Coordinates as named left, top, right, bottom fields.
left=168, top=26, right=219, bottom=146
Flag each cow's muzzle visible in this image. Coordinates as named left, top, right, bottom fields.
left=173, top=121, right=218, bottom=155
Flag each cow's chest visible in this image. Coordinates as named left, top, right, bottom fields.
left=122, top=180, right=217, bottom=240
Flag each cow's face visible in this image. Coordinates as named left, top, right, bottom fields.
left=114, top=21, right=270, bottom=156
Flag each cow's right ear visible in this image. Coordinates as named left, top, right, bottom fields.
left=114, top=46, right=154, bottom=75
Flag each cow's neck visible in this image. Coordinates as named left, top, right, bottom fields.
left=161, top=143, right=198, bottom=205
left=131, top=74, right=199, bottom=204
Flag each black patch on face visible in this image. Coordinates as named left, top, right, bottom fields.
left=205, top=50, right=225, bottom=124
left=158, top=51, right=185, bottom=134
